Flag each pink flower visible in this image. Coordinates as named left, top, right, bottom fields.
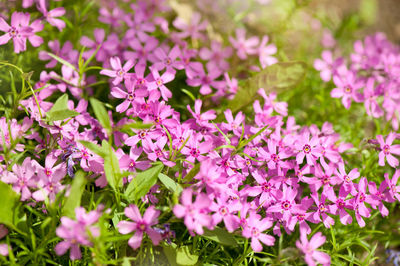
left=0, top=12, right=35, bottom=53
left=331, top=65, right=364, bottom=109
left=229, top=28, right=259, bottom=60
left=100, top=56, right=135, bottom=85
left=148, top=67, right=175, bottom=100
left=117, top=205, right=162, bottom=250
left=258, top=35, right=277, bottom=68
left=384, top=170, right=400, bottom=203
left=296, top=231, right=330, bottom=266
left=377, top=132, right=400, bottom=168
left=295, top=132, right=321, bottom=166
left=37, top=0, right=66, bottom=31
left=172, top=12, right=208, bottom=40
left=173, top=189, right=212, bottom=235
left=55, top=207, right=101, bottom=260
left=242, top=212, right=275, bottom=252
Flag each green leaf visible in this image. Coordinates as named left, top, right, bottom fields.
left=237, top=125, right=269, bottom=150
left=46, top=94, right=79, bottom=122
left=125, top=163, right=164, bottom=202
left=0, top=181, right=20, bottom=229
left=182, top=163, right=200, bottom=183
left=176, top=245, right=199, bottom=266
left=163, top=243, right=179, bottom=266
left=227, top=61, right=307, bottom=113
left=90, top=98, right=112, bottom=134
left=158, top=173, right=183, bottom=194
left=119, top=121, right=153, bottom=132
left=102, top=140, right=122, bottom=190
left=79, top=140, right=107, bottom=158
left=62, top=170, right=87, bottom=218
left=203, top=227, right=238, bottom=247
left=46, top=52, right=78, bottom=72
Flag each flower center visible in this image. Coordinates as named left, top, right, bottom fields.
left=8, top=27, right=18, bottom=37
left=359, top=192, right=366, bottom=202
left=271, top=154, right=280, bottom=163
left=156, top=79, right=163, bottom=86
left=45, top=169, right=52, bottom=177
left=117, top=69, right=125, bottom=77
left=344, top=86, right=352, bottom=94
left=383, top=144, right=390, bottom=155
left=318, top=203, right=327, bottom=213
left=322, top=175, right=330, bottom=185
left=251, top=227, right=260, bottom=237
left=337, top=199, right=345, bottom=209
left=281, top=200, right=291, bottom=210
left=219, top=207, right=228, bottom=216
left=138, top=222, right=147, bottom=231
left=190, top=148, right=200, bottom=158
left=303, top=144, right=311, bottom=154
left=127, top=93, right=134, bottom=101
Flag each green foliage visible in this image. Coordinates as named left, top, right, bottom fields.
left=0, top=181, right=20, bottom=230
left=226, top=61, right=307, bottom=113
left=45, top=94, right=79, bottom=122
left=124, top=163, right=164, bottom=202
left=62, top=170, right=87, bottom=218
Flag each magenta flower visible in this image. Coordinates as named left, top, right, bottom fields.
left=295, top=132, right=321, bottom=166
left=331, top=65, right=364, bottom=109
left=111, top=78, right=148, bottom=113
left=384, top=170, right=400, bottom=202
left=1, top=157, right=36, bottom=201
left=258, top=35, right=278, bottom=69
left=296, top=231, right=330, bottom=266
left=80, top=28, right=108, bottom=61
left=209, top=193, right=240, bottom=232
left=173, top=189, right=212, bottom=235
left=39, top=40, right=78, bottom=68
left=37, top=0, right=66, bottom=31
left=117, top=205, right=162, bottom=250
left=241, top=212, right=275, bottom=252
left=0, top=12, right=34, bottom=53
left=187, top=64, right=225, bottom=95
left=55, top=207, right=101, bottom=260
left=100, top=56, right=135, bottom=85
left=148, top=67, right=175, bottom=100
left=326, top=186, right=353, bottom=225
left=172, top=12, right=208, bottom=40
left=119, top=146, right=151, bottom=172
left=377, top=132, right=400, bottom=168
left=152, top=44, right=183, bottom=73
left=229, top=28, right=259, bottom=60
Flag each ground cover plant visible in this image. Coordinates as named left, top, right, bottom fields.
left=0, top=0, right=399, bottom=265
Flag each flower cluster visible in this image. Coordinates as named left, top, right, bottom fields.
left=0, top=0, right=399, bottom=265
left=314, top=33, right=400, bottom=130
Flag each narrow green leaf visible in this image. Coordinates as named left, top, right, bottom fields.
left=237, top=125, right=269, bottom=150
left=90, top=98, right=112, bottom=134
left=0, top=181, right=20, bottom=229
left=212, top=122, right=231, bottom=145
left=158, top=173, right=183, bottom=194
left=227, top=61, right=307, bottom=113
left=79, top=140, right=107, bottom=158
left=47, top=52, right=78, bottom=72
left=125, top=163, right=164, bottom=202
left=63, top=170, right=87, bottom=218
left=203, top=227, right=238, bottom=247
left=182, top=163, right=200, bottom=183
left=102, top=140, right=122, bottom=190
